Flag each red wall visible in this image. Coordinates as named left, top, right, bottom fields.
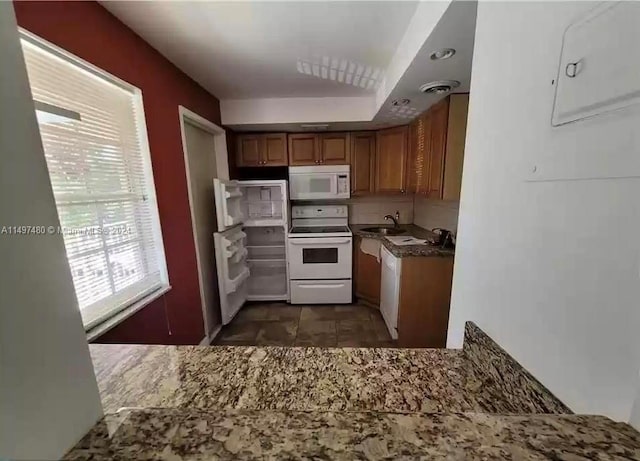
left=15, top=1, right=221, bottom=344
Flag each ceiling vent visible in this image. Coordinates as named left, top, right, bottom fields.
left=419, top=80, right=461, bottom=95
left=300, top=124, right=329, bottom=131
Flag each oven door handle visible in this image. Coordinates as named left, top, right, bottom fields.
left=289, top=239, right=351, bottom=245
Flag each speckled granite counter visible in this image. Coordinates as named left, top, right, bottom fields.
left=66, top=408, right=640, bottom=460
left=89, top=322, right=568, bottom=416
left=352, top=223, right=455, bottom=257
left=70, top=323, right=640, bottom=459
left=91, top=345, right=484, bottom=414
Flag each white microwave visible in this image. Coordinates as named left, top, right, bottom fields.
left=289, top=165, right=350, bottom=200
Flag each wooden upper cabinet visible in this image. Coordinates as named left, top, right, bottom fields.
left=443, top=94, right=469, bottom=201
left=236, top=133, right=287, bottom=167
left=350, top=132, right=376, bottom=195
left=288, top=133, right=319, bottom=165
left=407, top=111, right=431, bottom=195
left=427, top=98, right=450, bottom=199
left=262, top=133, right=287, bottom=166
left=375, top=126, right=408, bottom=193
left=320, top=133, right=350, bottom=164
left=236, top=134, right=262, bottom=167
left=406, top=115, right=431, bottom=195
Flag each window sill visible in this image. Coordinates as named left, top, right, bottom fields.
left=86, top=285, right=171, bottom=342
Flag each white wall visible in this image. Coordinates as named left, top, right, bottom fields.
left=448, top=1, right=640, bottom=425
left=413, top=196, right=459, bottom=232
left=0, top=4, right=103, bottom=459
left=347, top=196, right=414, bottom=225
left=221, top=96, right=375, bottom=126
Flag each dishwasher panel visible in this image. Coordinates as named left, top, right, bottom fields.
left=379, top=245, right=400, bottom=339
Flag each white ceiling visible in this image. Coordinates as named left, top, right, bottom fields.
left=101, top=1, right=419, bottom=99
left=375, top=0, right=477, bottom=125
left=221, top=0, right=477, bottom=131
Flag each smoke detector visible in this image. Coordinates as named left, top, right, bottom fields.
left=418, top=80, right=461, bottom=94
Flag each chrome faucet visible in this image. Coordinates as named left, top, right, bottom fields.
left=384, top=211, right=400, bottom=228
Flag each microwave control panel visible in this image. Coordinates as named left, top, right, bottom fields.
left=337, top=175, right=349, bottom=194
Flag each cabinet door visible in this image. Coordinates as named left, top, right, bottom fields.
left=397, top=256, right=453, bottom=348
left=443, top=94, right=469, bottom=201
left=354, top=237, right=382, bottom=306
left=288, top=133, right=319, bottom=165
left=262, top=133, right=288, bottom=166
left=406, top=117, right=431, bottom=195
left=427, top=98, right=449, bottom=199
left=350, top=132, right=375, bottom=195
left=320, top=132, right=350, bottom=164
left=236, top=134, right=262, bottom=167
left=375, top=126, right=408, bottom=193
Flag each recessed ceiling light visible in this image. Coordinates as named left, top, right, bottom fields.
left=430, top=48, right=456, bottom=60
left=391, top=98, right=411, bottom=106
left=418, top=80, right=461, bottom=94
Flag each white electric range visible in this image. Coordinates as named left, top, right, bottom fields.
left=288, top=205, right=353, bottom=304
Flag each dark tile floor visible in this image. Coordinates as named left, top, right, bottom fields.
left=213, top=302, right=395, bottom=347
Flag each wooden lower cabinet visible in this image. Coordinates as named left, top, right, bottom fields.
left=397, top=256, right=454, bottom=348
left=353, top=236, right=381, bottom=306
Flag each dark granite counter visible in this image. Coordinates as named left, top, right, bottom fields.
left=66, top=408, right=640, bottom=460
left=351, top=223, right=455, bottom=257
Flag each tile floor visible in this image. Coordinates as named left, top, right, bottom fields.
left=213, top=302, right=395, bottom=347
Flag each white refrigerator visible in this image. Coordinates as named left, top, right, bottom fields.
left=213, top=179, right=289, bottom=325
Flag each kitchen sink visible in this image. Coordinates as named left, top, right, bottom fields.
left=361, top=227, right=407, bottom=235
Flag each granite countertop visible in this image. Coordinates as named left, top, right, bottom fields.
left=66, top=408, right=640, bottom=460
left=89, top=323, right=570, bottom=417
left=351, top=223, right=455, bottom=257
left=69, top=323, right=640, bottom=459
left=90, top=345, right=487, bottom=414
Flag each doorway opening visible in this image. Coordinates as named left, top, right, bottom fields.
left=178, top=106, right=230, bottom=344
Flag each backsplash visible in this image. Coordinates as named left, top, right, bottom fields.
left=413, top=196, right=459, bottom=232
left=291, top=195, right=457, bottom=230
left=346, top=196, right=414, bottom=224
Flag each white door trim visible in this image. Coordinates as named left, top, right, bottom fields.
left=178, top=105, right=229, bottom=339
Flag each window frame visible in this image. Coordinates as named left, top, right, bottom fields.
left=20, top=28, right=171, bottom=333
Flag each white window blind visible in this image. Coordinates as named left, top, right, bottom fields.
left=20, top=32, right=169, bottom=330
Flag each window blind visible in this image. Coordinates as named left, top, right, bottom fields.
left=20, top=33, right=168, bottom=330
